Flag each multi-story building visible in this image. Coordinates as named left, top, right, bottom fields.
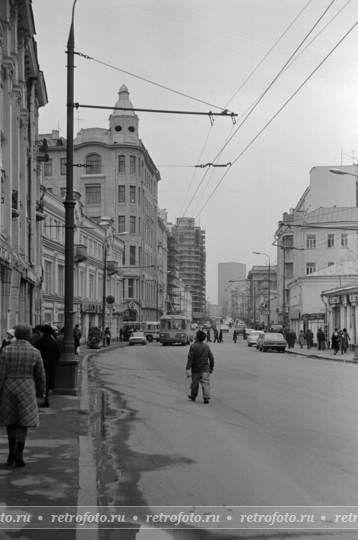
left=166, top=225, right=180, bottom=314
left=41, top=84, right=164, bottom=322
left=41, top=191, right=124, bottom=341
left=276, top=165, right=358, bottom=336
left=172, top=217, right=206, bottom=322
left=218, top=262, right=246, bottom=317
left=0, top=0, right=48, bottom=336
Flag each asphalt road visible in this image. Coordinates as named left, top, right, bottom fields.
left=92, top=337, right=358, bottom=540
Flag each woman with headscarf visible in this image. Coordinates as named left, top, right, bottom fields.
left=35, top=325, right=61, bottom=407
left=1, top=329, right=16, bottom=352
left=0, top=323, right=46, bottom=467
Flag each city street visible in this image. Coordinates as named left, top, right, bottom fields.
left=90, top=336, right=358, bottom=539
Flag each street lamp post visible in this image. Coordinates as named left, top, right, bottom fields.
left=253, top=252, right=271, bottom=331
left=55, top=0, right=79, bottom=395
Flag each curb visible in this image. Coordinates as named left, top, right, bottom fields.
left=285, top=349, right=356, bottom=364
left=76, top=353, right=99, bottom=540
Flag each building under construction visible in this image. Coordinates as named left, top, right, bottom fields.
left=172, top=218, right=206, bottom=321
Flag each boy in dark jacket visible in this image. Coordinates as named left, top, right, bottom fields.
left=186, top=330, right=214, bottom=404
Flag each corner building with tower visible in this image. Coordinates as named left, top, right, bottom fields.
left=42, top=85, right=164, bottom=323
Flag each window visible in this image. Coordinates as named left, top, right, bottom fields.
left=80, top=271, right=86, bottom=298
left=130, top=216, right=136, bottom=234
left=328, top=262, right=334, bottom=267
left=285, top=262, right=293, bottom=278
left=86, top=154, right=101, bottom=174
left=89, top=274, right=95, bottom=300
left=60, top=187, right=66, bottom=198
left=118, top=185, right=125, bottom=203
left=283, top=235, right=293, bottom=248
left=130, top=186, right=136, bottom=203
left=138, top=187, right=141, bottom=205
left=60, top=158, right=66, bottom=175
left=327, top=234, right=335, bottom=248
left=86, top=185, right=101, bottom=204
left=341, top=234, right=348, bottom=248
left=44, top=160, right=52, bottom=176
left=306, top=235, right=316, bottom=249
left=128, top=278, right=134, bottom=298
left=44, top=261, right=52, bottom=294
left=306, top=263, right=316, bottom=275
left=130, top=156, right=136, bottom=174
left=118, top=216, right=125, bottom=233
left=118, top=155, right=125, bottom=173
left=122, top=245, right=125, bottom=266
left=130, top=246, right=136, bottom=265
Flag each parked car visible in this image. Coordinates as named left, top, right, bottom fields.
left=247, top=330, right=262, bottom=347
left=256, top=332, right=287, bottom=353
left=220, top=324, right=230, bottom=333
left=128, top=331, right=147, bottom=346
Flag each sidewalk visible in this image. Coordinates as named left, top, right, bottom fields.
left=0, top=340, right=127, bottom=540
left=285, top=344, right=356, bottom=363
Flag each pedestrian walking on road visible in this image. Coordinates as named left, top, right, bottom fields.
left=317, top=328, right=326, bottom=351
left=213, top=328, right=219, bottom=343
left=186, top=330, right=214, bottom=404
left=331, top=328, right=340, bottom=355
left=306, top=328, right=313, bottom=349
left=219, top=329, right=223, bottom=343
left=206, top=328, right=211, bottom=343
left=290, top=330, right=297, bottom=349
left=285, top=329, right=292, bottom=349
left=0, top=323, right=46, bottom=467
left=35, top=325, right=61, bottom=407
left=298, top=330, right=305, bottom=348
left=1, top=329, right=16, bottom=353
left=233, top=329, right=237, bottom=344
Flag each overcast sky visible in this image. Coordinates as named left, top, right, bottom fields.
left=32, top=0, right=358, bottom=304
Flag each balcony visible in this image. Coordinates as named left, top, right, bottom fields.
left=74, top=244, right=88, bottom=263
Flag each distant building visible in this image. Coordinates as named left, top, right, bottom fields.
left=172, top=218, right=206, bottom=321
left=218, top=262, right=246, bottom=317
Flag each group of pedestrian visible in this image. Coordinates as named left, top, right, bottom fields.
left=284, top=329, right=297, bottom=349
left=0, top=322, right=63, bottom=468
left=331, top=328, right=350, bottom=356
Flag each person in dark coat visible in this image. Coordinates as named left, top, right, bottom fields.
left=341, top=328, right=351, bottom=355
left=206, top=328, right=211, bottom=343
left=285, top=329, right=292, bottom=348
left=306, top=328, right=313, bottom=349
left=331, top=328, right=340, bottom=355
left=105, top=327, right=111, bottom=347
left=35, top=325, right=61, bottom=407
left=233, top=329, right=237, bottom=344
left=0, top=323, right=46, bottom=467
left=219, top=329, right=223, bottom=343
left=317, top=328, right=326, bottom=351
left=73, top=324, right=82, bottom=354
left=1, top=329, right=16, bottom=352
left=186, top=330, right=214, bottom=404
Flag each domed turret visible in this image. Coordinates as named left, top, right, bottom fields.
left=109, top=85, right=139, bottom=144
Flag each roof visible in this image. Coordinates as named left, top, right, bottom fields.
left=303, top=207, right=358, bottom=225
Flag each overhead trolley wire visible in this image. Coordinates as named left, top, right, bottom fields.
left=195, top=19, right=358, bottom=219
left=224, top=0, right=313, bottom=109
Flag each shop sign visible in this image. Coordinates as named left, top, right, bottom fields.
left=328, top=297, right=340, bottom=305
left=349, top=295, right=358, bottom=303
left=0, top=246, right=11, bottom=264
left=289, top=310, right=300, bottom=319
left=82, top=303, right=89, bottom=312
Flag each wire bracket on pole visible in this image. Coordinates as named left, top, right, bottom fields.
left=195, top=162, right=232, bottom=169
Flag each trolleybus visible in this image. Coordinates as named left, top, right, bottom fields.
left=159, top=315, right=192, bottom=346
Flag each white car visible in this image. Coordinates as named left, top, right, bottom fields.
left=247, top=330, right=263, bottom=347
left=128, top=331, right=146, bottom=346
left=220, top=324, right=230, bottom=333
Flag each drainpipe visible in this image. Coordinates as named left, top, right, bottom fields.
left=28, top=78, right=36, bottom=326
left=320, top=293, right=329, bottom=347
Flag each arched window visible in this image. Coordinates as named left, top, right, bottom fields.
left=86, top=154, right=101, bottom=174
